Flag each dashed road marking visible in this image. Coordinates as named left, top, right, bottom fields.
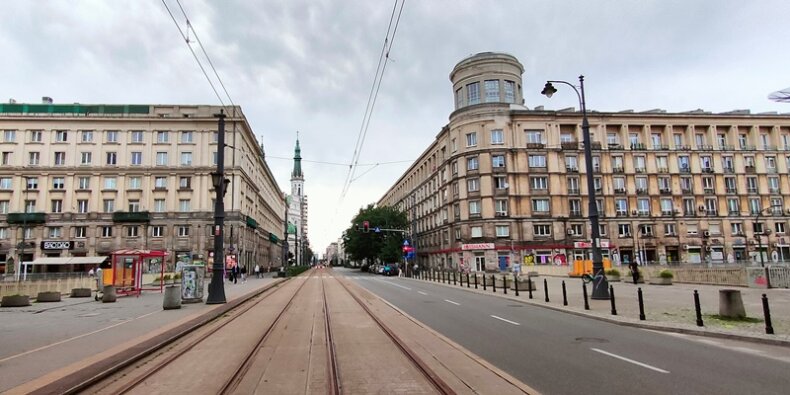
left=417, top=291, right=428, bottom=295
left=591, top=348, right=670, bottom=374
left=444, top=299, right=460, bottom=305
left=490, top=315, right=520, bottom=326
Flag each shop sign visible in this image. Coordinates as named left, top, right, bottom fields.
left=573, top=240, right=610, bottom=249
left=461, top=243, right=495, bottom=251
left=40, top=240, right=74, bottom=250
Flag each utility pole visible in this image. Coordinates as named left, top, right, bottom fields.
left=207, top=110, right=227, bottom=304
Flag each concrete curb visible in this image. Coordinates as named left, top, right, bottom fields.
left=404, top=276, right=790, bottom=348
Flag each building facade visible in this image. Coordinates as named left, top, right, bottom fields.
left=378, top=52, right=790, bottom=271
left=287, top=137, right=310, bottom=265
left=0, top=102, right=287, bottom=275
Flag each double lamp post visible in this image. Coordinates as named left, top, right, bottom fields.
left=542, top=76, right=610, bottom=299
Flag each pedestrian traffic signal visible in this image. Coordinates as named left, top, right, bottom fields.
left=362, top=221, right=370, bottom=233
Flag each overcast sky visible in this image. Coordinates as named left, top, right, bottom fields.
left=2, top=0, right=788, bottom=254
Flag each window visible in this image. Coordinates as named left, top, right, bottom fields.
left=615, top=198, right=628, bottom=215
left=131, top=130, right=144, bottom=143
left=0, top=200, right=8, bottom=214
left=0, top=177, right=11, bottom=190
left=180, top=152, right=192, bottom=166
left=55, top=130, right=68, bottom=142
left=154, top=177, right=167, bottom=189
left=3, top=130, right=16, bottom=142
left=491, top=129, right=504, bottom=144
left=180, top=131, right=193, bottom=143
left=77, top=199, right=89, bottom=213
left=80, top=152, right=91, bottom=165
left=496, top=225, right=509, bottom=237
left=74, top=226, right=87, bottom=238
left=531, top=177, right=547, bottom=190
left=471, top=226, right=483, bottom=238
left=454, top=202, right=460, bottom=218
left=639, top=224, right=654, bottom=236
left=467, top=82, right=480, bottom=105
left=566, top=155, right=578, bottom=171
left=664, top=224, right=676, bottom=236
left=731, top=222, right=743, bottom=235
left=466, top=132, right=477, bottom=147
left=104, top=177, right=117, bottom=190
left=484, top=79, right=500, bottom=102
left=492, top=154, right=505, bottom=168
left=26, top=178, right=38, bottom=190
left=128, top=176, right=142, bottom=190
left=156, top=152, right=168, bottom=166
left=103, top=199, right=115, bottom=213
left=599, top=224, right=607, bottom=236
left=467, top=156, right=479, bottom=170
left=212, top=151, right=218, bottom=165
left=776, top=222, right=786, bottom=234
left=52, top=177, right=65, bottom=189
left=78, top=177, right=90, bottom=189
left=29, top=152, right=40, bottom=165
left=212, top=131, right=219, bottom=143
left=678, top=155, right=690, bottom=171
left=494, top=176, right=508, bottom=189
left=48, top=227, right=62, bottom=238
left=660, top=198, right=673, bottom=214
left=51, top=200, right=63, bottom=213
left=154, top=199, right=166, bottom=212
left=451, top=138, right=457, bottom=152
left=178, top=225, right=190, bottom=237
left=495, top=199, right=508, bottom=215
left=151, top=226, right=164, bottom=237
left=30, top=130, right=42, bottom=142
left=54, top=152, right=66, bottom=165
left=526, top=130, right=544, bottom=144
left=128, top=200, right=140, bottom=212
left=504, top=80, right=516, bottom=103
left=528, top=155, right=546, bottom=168
left=469, top=200, right=481, bottom=215
left=179, top=199, right=191, bottom=212
left=156, top=131, right=170, bottom=143
left=81, top=130, right=94, bottom=142
left=1, top=152, right=11, bottom=165
left=179, top=177, right=191, bottom=189
left=451, top=161, right=458, bottom=175
left=131, top=152, right=142, bottom=165
left=687, top=223, right=699, bottom=236
left=534, top=224, right=552, bottom=236
left=467, top=178, right=479, bottom=192
left=532, top=198, right=549, bottom=212
left=618, top=224, right=632, bottom=237
left=637, top=198, right=650, bottom=215
left=106, top=130, right=119, bottom=143
left=106, top=152, right=117, bottom=165
left=127, top=226, right=139, bottom=237
left=455, top=88, right=463, bottom=108
left=101, top=226, right=113, bottom=238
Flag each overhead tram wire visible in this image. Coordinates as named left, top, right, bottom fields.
left=265, top=156, right=414, bottom=167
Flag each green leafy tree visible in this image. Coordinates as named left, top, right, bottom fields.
left=343, top=204, right=408, bottom=264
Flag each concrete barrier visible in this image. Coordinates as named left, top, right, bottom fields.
left=36, top=291, right=62, bottom=303
left=163, top=285, right=182, bottom=310
left=719, top=289, right=746, bottom=318
left=101, top=285, right=117, bottom=303
left=1, top=294, right=31, bottom=307
left=70, top=288, right=92, bottom=298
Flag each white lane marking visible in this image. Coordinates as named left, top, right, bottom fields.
left=0, top=310, right=159, bottom=363
left=444, top=299, right=460, bottom=305
left=590, top=348, right=670, bottom=374
left=417, top=291, right=428, bottom=295
left=490, top=315, right=520, bottom=326
left=383, top=281, right=412, bottom=291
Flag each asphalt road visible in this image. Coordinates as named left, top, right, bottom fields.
left=342, top=269, right=790, bottom=395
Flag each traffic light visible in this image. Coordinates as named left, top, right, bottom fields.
left=362, top=221, right=370, bottom=233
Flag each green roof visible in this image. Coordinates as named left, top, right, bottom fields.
left=0, top=103, right=150, bottom=115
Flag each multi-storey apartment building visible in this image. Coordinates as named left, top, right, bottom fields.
left=0, top=102, right=286, bottom=275
left=378, top=52, right=790, bottom=272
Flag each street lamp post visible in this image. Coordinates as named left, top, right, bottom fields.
left=542, top=76, right=610, bottom=299
left=207, top=110, right=229, bottom=304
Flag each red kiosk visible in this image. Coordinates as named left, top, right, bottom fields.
left=108, top=249, right=168, bottom=296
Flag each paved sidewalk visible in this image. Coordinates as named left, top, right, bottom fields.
left=411, top=272, right=790, bottom=345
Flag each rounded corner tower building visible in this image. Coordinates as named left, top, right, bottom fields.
left=379, top=51, right=790, bottom=273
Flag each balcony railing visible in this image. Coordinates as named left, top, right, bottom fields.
left=636, top=188, right=648, bottom=195
left=657, top=167, right=669, bottom=173
left=112, top=211, right=151, bottom=223
left=6, top=212, right=46, bottom=224
left=634, top=167, right=646, bottom=173
left=723, top=166, right=735, bottom=173
left=569, top=210, right=583, bottom=218
left=660, top=188, right=672, bottom=195
left=726, top=188, right=737, bottom=194
left=566, top=166, right=578, bottom=173
left=612, top=166, right=624, bottom=173
left=630, top=143, right=646, bottom=150
left=568, top=188, right=580, bottom=195
left=561, top=142, right=579, bottom=150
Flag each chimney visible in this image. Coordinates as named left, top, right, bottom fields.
left=42, top=96, right=53, bottom=104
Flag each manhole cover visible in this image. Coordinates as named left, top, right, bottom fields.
left=574, top=337, right=609, bottom=343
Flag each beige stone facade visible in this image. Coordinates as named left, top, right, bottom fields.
left=378, top=52, right=790, bottom=271
left=0, top=103, right=286, bottom=274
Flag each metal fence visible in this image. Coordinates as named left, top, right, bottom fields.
left=769, top=266, right=790, bottom=288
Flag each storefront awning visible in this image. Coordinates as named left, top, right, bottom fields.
left=111, top=249, right=168, bottom=258
left=26, top=256, right=108, bottom=265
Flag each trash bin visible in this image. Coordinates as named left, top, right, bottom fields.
left=181, top=265, right=205, bottom=303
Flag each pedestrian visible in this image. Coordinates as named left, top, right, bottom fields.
left=241, top=265, right=247, bottom=283
left=232, top=265, right=239, bottom=284
left=398, top=264, right=404, bottom=277
left=254, top=264, right=260, bottom=279
left=629, top=260, right=639, bottom=285
left=88, top=268, right=95, bottom=278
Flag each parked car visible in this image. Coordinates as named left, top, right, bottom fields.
left=383, top=263, right=399, bottom=276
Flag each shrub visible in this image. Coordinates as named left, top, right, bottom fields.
left=605, top=268, right=621, bottom=277
left=658, top=269, right=674, bottom=279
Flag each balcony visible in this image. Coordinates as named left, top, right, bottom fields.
left=661, top=210, right=674, bottom=217
left=614, top=188, right=626, bottom=194
left=112, top=211, right=151, bottom=223
left=637, top=211, right=650, bottom=217
left=675, top=145, right=692, bottom=151
left=681, top=188, right=692, bottom=194
left=660, top=188, right=672, bottom=195
left=719, top=145, right=735, bottom=151
left=612, top=166, right=624, bottom=173
left=726, top=188, right=737, bottom=194
left=569, top=210, right=583, bottom=218
left=763, top=145, right=778, bottom=151
left=561, top=141, right=579, bottom=150
left=652, top=144, right=671, bottom=150
left=723, top=166, right=735, bottom=173
left=607, top=143, right=623, bottom=150
left=566, top=166, right=578, bottom=173
left=567, top=188, right=580, bottom=195
left=679, top=166, right=691, bottom=174
left=741, top=145, right=756, bottom=151
left=634, top=167, right=646, bottom=173
left=494, top=211, right=508, bottom=217
left=697, top=145, right=714, bottom=151
left=6, top=212, right=46, bottom=224
left=705, top=210, right=718, bottom=216
left=703, top=188, right=714, bottom=194
left=747, top=187, right=758, bottom=193
left=636, top=188, right=648, bottom=195
left=526, top=142, right=546, bottom=149
left=767, top=167, right=778, bottom=174
left=728, top=211, right=741, bottom=217
left=615, top=211, right=628, bottom=217
left=702, top=167, right=714, bottom=174
left=657, top=167, right=669, bottom=173
left=630, top=143, right=646, bottom=151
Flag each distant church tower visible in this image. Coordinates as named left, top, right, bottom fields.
left=288, top=134, right=308, bottom=264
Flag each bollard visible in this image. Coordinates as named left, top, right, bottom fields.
left=453, top=271, right=457, bottom=286
left=503, top=276, right=508, bottom=294
left=762, top=294, right=774, bottom=335
left=482, top=274, right=487, bottom=291
left=544, top=278, right=549, bottom=302
left=514, top=274, right=519, bottom=296
left=638, top=287, right=646, bottom=320
left=459, top=272, right=463, bottom=287
left=562, top=280, right=568, bottom=306
left=491, top=275, right=496, bottom=293
left=474, top=273, right=478, bottom=289
left=609, top=285, right=617, bottom=315
left=466, top=273, right=470, bottom=288
left=528, top=274, right=533, bottom=299
left=582, top=282, right=590, bottom=310
left=694, top=290, right=704, bottom=327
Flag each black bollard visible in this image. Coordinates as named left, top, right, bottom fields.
left=582, top=282, right=590, bottom=310
left=503, top=275, right=508, bottom=294
left=466, top=273, right=470, bottom=288
left=528, top=275, right=533, bottom=299
left=609, top=285, right=617, bottom=315
left=694, top=290, right=704, bottom=327
left=638, top=287, right=646, bottom=320
left=482, top=274, right=487, bottom=291
left=491, top=275, right=496, bottom=293
left=453, top=271, right=457, bottom=286
left=562, top=280, right=568, bottom=306
left=474, top=273, right=478, bottom=289
left=514, top=274, right=519, bottom=296
left=459, top=272, right=463, bottom=287
left=544, top=278, right=550, bottom=302
left=762, top=294, right=774, bottom=335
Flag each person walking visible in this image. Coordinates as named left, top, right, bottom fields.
left=241, top=265, right=247, bottom=283
left=254, top=264, right=260, bottom=279
left=629, top=259, right=639, bottom=285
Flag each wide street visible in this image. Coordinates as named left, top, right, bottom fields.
left=341, top=268, right=790, bottom=395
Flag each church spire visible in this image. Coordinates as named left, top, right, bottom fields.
left=291, top=132, right=303, bottom=178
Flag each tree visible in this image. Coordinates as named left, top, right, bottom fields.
left=343, top=204, right=408, bottom=265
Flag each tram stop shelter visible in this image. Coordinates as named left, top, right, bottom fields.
left=108, top=249, right=168, bottom=296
